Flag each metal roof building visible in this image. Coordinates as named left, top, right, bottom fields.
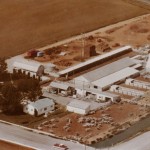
left=30, top=98, right=54, bottom=110
left=13, top=61, right=45, bottom=77
left=50, top=81, right=70, bottom=90
left=13, top=61, right=42, bottom=73
left=74, top=57, right=136, bottom=83
left=59, top=46, right=132, bottom=76
left=92, top=67, right=139, bottom=90
left=23, top=98, right=55, bottom=116
left=67, top=100, right=90, bottom=115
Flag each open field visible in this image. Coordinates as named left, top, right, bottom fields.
left=0, top=0, right=149, bottom=57
left=0, top=140, right=32, bottom=150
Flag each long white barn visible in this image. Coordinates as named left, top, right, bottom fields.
left=59, top=46, right=132, bottom=76
left=74, top=57, right=140, bottom=91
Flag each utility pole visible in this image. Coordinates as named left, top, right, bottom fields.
left=81, top=33, right=85, bottom=61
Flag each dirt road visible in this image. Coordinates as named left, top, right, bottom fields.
left=38, top=14, right=150, bottom=51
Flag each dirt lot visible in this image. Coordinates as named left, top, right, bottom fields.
left=0, top=140, right=32, bottom=150
left=22, top=14, right=150, bottom=71
left=0, top=0, right=149, bottom=57
left=38, top=103, right=149, bottom=144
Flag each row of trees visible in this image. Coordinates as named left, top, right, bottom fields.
left=0, top=58, right=42, bottom=114
left=0, top=79, right=42, bottom=115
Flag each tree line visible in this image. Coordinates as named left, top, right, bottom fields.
left=0, top=58, right=42, bottom=115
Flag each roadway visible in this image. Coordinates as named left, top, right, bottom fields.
left=0, top=122, right=150, bottom=150
left=110, top=131, right=150, bottom=150
left=0, top=123, right=93, bottom=150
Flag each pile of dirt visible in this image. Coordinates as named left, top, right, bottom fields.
left=129, top=25, right=149, bottom=33
left=54, top=59, right=73, bottom=67
left=97, top=38, right=111, bottom=52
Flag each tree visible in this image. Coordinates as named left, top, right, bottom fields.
left=17, top=79, right=42, bottom=101
left=0, top=58, right=7, bottom=73
left=1, top=83, right=22, bottom=114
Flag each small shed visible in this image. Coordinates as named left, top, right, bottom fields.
left=50, top=81, right=73, bottom=95
left=84, top=44, right=97, bottom=58
left=85, top=88, right=120, bottom=102
left=67, top=100, right=90, bottom=115
left=23, top=98, right=55, bottom=116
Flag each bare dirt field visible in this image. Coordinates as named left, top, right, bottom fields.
left=0, top=0, right=149, bottom=57
left=0, top=140, right=32, bottom=150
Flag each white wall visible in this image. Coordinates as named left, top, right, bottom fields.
left=23, top=105, right=35, bottom=116
left=67, top=106, right=90, bottom=115
left=23, top=104, right=54, bottom=116
left=76, top=88, right=87, bottom=97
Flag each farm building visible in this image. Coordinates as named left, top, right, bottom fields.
left=125, top=78, right=150, bottom=90
left=49, top=81, right=73, bottom=95
left=23, top=98, right=55, bottom=116
left=13, top=61, right=44, bottom=77
left=58, top=46, right=132, bottom=77
left=85, top=88, right=120, bottom=102
left=74, top=57, right=136, bottom=83
left=48, top=81, right=120, bottom=102
left=74, top=57, right=140, bottom=91
left=83, top=44, right=97, bottom=58
left=67, top=100, right=90, bottom=115
left=110, top=85, right=144, bottom=97
left=146, top=54, right=150, bottom=72
left=92, top=67, right=139, bottom=91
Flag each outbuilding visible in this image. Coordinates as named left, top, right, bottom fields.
left=23, top=98, right=55, bottom=116
left=85, top=88, right=120, bottom=102
left=13, top=61, right=44, bottom=77
left=67, top=100, right=90, bottom=115
left=49, top=81, right=73, bottom=95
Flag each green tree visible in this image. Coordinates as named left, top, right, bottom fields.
left=1, top=83, right=22, bottom=114
left=0, top=58, right=7, bottom=73
left=17, top=79, right=42, bottom=101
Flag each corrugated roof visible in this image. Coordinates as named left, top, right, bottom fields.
left=80, top=57, right=135, bottom=82
left=67, top=100, right=90, bottom=110
left=13, top=61, right=42, bottom=72
left=29, top=98, right=54, bottom=110
left=50, top=81, right=70, bottom=90
left=93, top=67, right=139, bottom=88
left=59, top=46, right=132, bottom=75
left=85, top=88, right=119, bottom=98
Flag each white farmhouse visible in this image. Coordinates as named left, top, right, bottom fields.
left=23, top=98, right=55, bottom=116
left=67, top=100, right=90, bottom=115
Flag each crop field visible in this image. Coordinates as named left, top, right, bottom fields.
left=0, top=0, right=149, bottom=57
left=0, top=140, right=32, bottom=150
